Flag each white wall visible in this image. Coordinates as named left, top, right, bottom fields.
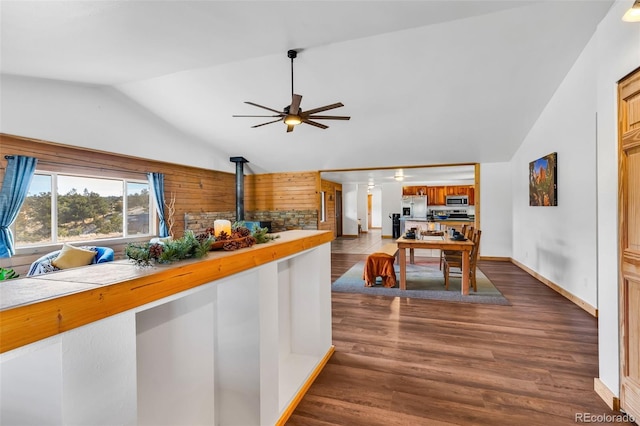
left=595, top=0, right=640, bottom=398
left=371, top=187, right=382, bottom=228
left=510, top=0, right=640, bottom=398
left=357, top=185, right=369, bottom=233
left=0, top=75, right=234, bottom=173
left=342, top=183, right=359, bottom=236
left=479, top=162, right=512, bottom=258
left=511, top=29, right=599, bottom=309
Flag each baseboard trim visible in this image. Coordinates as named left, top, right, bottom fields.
left=381, top=235, right=394, bottom=239
left=511, top=258, right=598, bottom=317
left=341, top=234, right=358, bottom=238
left=479, top=256, right=511, bottom=262
left=276, top=345, right=335, bottom=426
left=594, top=377, right=620, bottom=411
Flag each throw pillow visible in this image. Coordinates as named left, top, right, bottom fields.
left=51, top=244, right=97, bottom=270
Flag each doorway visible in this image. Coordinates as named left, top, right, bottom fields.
left=335, top=190, right=343, bottom=237
left=367, top=194, right=372, bottom=229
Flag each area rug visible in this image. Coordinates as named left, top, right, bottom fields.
left=332, top=261, right=510, bottom=305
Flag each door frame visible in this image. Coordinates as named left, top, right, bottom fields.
left=618, top=66, right=640, bottom=421
left=335, top=190, right=343, bottom=237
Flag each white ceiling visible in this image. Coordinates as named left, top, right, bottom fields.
left=0, top=0, right=614, bottom=184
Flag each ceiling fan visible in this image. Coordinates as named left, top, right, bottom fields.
left=233, top=50, right=350, bottom=133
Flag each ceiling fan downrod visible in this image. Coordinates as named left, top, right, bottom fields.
left=288, top=49, right=297, bottom=98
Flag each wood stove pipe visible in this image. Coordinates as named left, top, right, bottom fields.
left=230, top=156, right=249, bottom=221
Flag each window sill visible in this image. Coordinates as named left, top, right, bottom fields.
left=14, top=235, right=156, bottom=257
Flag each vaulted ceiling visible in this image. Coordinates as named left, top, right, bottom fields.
left=1, top=1, right=613, bottom=182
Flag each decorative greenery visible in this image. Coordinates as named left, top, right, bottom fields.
left=0, top=267, right=19, bottom=280
left=252, top=226, right=279, bottom=244
left=125, top=223, right=279, bottom=267
left=125, top=230, right=213, bottom=267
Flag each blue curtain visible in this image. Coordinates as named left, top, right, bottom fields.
left=147, top=172, right=168, bottom=237
left=0, top=156, right=38, bottom=258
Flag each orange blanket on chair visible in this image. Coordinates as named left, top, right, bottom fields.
left=363, top=253, right=397, bottom=288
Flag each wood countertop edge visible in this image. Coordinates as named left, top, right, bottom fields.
left=0, top=230, right=333, bottom=354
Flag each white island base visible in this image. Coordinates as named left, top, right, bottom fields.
left=0, top=231, right=333, bottom=425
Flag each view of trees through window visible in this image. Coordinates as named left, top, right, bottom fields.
left=15, top=173, right=152, bottom=246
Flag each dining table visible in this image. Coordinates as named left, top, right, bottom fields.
left=395, top=234, right=475, bottom=295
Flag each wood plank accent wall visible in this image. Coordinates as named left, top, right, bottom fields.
left=245, top=171, right=321, bottom=212
left=0, top=133, right=236, bottom=275
left=319, top=179, right=342, bottom=237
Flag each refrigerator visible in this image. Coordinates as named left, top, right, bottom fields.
left=401, top=195, right=428, bottom=218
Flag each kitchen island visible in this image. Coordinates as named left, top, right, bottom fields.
left=0, top=230, right=333, bottom=426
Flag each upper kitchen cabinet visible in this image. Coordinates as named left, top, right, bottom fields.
left=402, top=185, right=475, bottom=206
left=430, top=186, right=447, bottom=205
left=426, top=185, right=475, bottom=206
left=402, top=186, right=416, bottom=196
left=402, top=186, right=427, bottom=196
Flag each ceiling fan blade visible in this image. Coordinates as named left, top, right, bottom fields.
left=302, top=119, right=328, bottom=129
left=307, top=115, right=351, bottom=120
left=233, top=114, right=283, bottom=118
left=302, top=102, right=344, bottom=116
left=286, top=124, right=295, bottom=133
left=244, top=101, right=283, bottom=114
left=251, top=118, right=284, bottom=128
left=290, top=94, right=302, bottom=115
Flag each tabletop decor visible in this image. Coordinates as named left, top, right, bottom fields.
left=125, top=230, right=212, bottom=267
left=195, top=222, right=279, bottom=250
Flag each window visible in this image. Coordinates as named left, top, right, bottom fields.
left=15, top=172, right=153, bottom=247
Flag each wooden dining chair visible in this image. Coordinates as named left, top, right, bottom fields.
left=439, top=225, right=473, bottom=270
left=443, top=229, right=481, bottom=292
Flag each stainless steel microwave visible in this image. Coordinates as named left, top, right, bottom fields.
left=445, top=195, right=469, bottom=207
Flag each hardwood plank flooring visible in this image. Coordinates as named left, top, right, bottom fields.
left=287, top=231, right=628, bottom=425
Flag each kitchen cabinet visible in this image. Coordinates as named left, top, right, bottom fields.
left=404, top=185, right=475, bottom=206
left=402, top=186, right=427, bottom=196
left=402, top=186, right=417, bottom=196
left=426, top=186, right=446, bottom=206
left=424, top=185, right=475, bottom=206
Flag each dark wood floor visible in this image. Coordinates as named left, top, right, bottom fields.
left=287, top=250, right=627, bottom=425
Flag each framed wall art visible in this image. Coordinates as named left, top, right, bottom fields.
left=529, top=152, right=557, bottom=206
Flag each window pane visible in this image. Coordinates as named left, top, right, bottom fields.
left=15, top=174, right=52, bottom=246
left=57, top=176, right=123, bottom=241
left=127, top=182, right=150, bottom=235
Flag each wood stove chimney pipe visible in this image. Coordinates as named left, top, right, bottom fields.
left=230, top=156, right=249, bottom=221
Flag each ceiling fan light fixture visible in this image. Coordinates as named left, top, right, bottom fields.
left=284, top=115, right=302, bottom=125
left=623, top=0, right=640, bottom=21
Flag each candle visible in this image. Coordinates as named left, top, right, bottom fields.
left=213, top=220, right=232, bottom=238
